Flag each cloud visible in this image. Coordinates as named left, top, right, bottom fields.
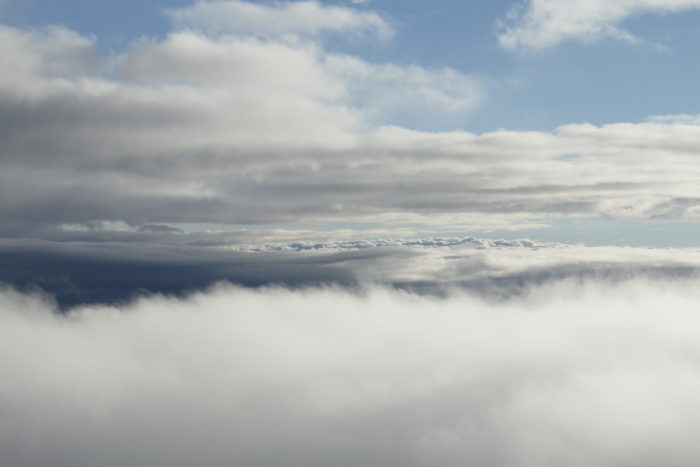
left=4, top=280, right=700, bottom=466
left=1, top=17, right=700, bottom=239
left=0, top=25, right=99, bottom=81
left=324, top=55, right=485, bottom=120
left=3, top=236, right=700, bottom=308
left=0, top=21, right=478, bottom=234
left=165, top=0, right=393, bottom=40
left=3, top=5, right=700, bottom=464
left=498, top=0, right=700, bottom=51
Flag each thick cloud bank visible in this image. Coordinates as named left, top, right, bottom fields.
left=4, top=281, right=700, bottom=467
left=1, top=4, right=700, bottom=238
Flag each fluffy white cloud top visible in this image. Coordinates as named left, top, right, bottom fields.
left=4, top=280, right=700, bottom=466
left=498, top=0, right=700, bottom=50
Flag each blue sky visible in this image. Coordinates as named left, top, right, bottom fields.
left=4, top=0, right=700, bottom=133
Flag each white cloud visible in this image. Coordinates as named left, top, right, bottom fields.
left=0, top=25, right=99, bottom=82
left=324, top=55, right=485, bottom=120
left=166, top=0, right=393, bottom=40
left=498, top=0, right=700, bottom=51
left=120, top=32, right=484, bottom=127
left=4, top=280, right=700, bottom=466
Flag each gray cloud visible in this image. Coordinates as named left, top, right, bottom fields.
left=4, top=280, right=700, bottom=466
left=1, top=20, right=699, bottom=239
left=0, top=22, right=491, bottom=235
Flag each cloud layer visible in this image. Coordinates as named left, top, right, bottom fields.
left=2, top=17, right=700, bottom=241
left=4, top=280, right=700, bottom=467
left=3, top=236, right=700, bottom=308
left=499, top=0, right=700, bottom=50
left=2, top=2, right=700, bottom=240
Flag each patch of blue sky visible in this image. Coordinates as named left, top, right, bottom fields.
left=0, top=0, right=191, bottom=52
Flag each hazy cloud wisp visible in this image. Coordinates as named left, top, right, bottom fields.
left=165, top=0, right=394, bottom=40
left=498, top=0, right=700, bottom=51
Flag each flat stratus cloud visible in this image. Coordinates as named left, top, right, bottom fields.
left=3, top=236, right=700, bottom=307
left=5, top=280, right=700, bottom=467
left=498, top=0, right=700, bottom=51
left=166, top=0, right=393, bottom=40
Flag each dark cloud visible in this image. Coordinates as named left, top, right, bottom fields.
left=0, top=240, right=364, bottom=308
left=3, top=238, right=700, bottom=309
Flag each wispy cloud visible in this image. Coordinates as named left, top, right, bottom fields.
left=166, top=0, right=394, bottom=40
left=498, top=0, right=700, bottom=51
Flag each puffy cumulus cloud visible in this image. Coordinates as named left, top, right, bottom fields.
left=121, top=32, right=483, bottom=122
left=498, top=0, right=700, bottom=51
left=122, top=33, right=337, bottom=97
left=0, top=17, right=486, bottom=234
left=5, top=280, right=700, bottom=466
left=0, top=25, right=99, bottom=81
left=165, top=0, right=393, bottom=40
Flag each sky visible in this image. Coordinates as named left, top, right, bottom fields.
left=3, top=2, right=700, bottom=466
